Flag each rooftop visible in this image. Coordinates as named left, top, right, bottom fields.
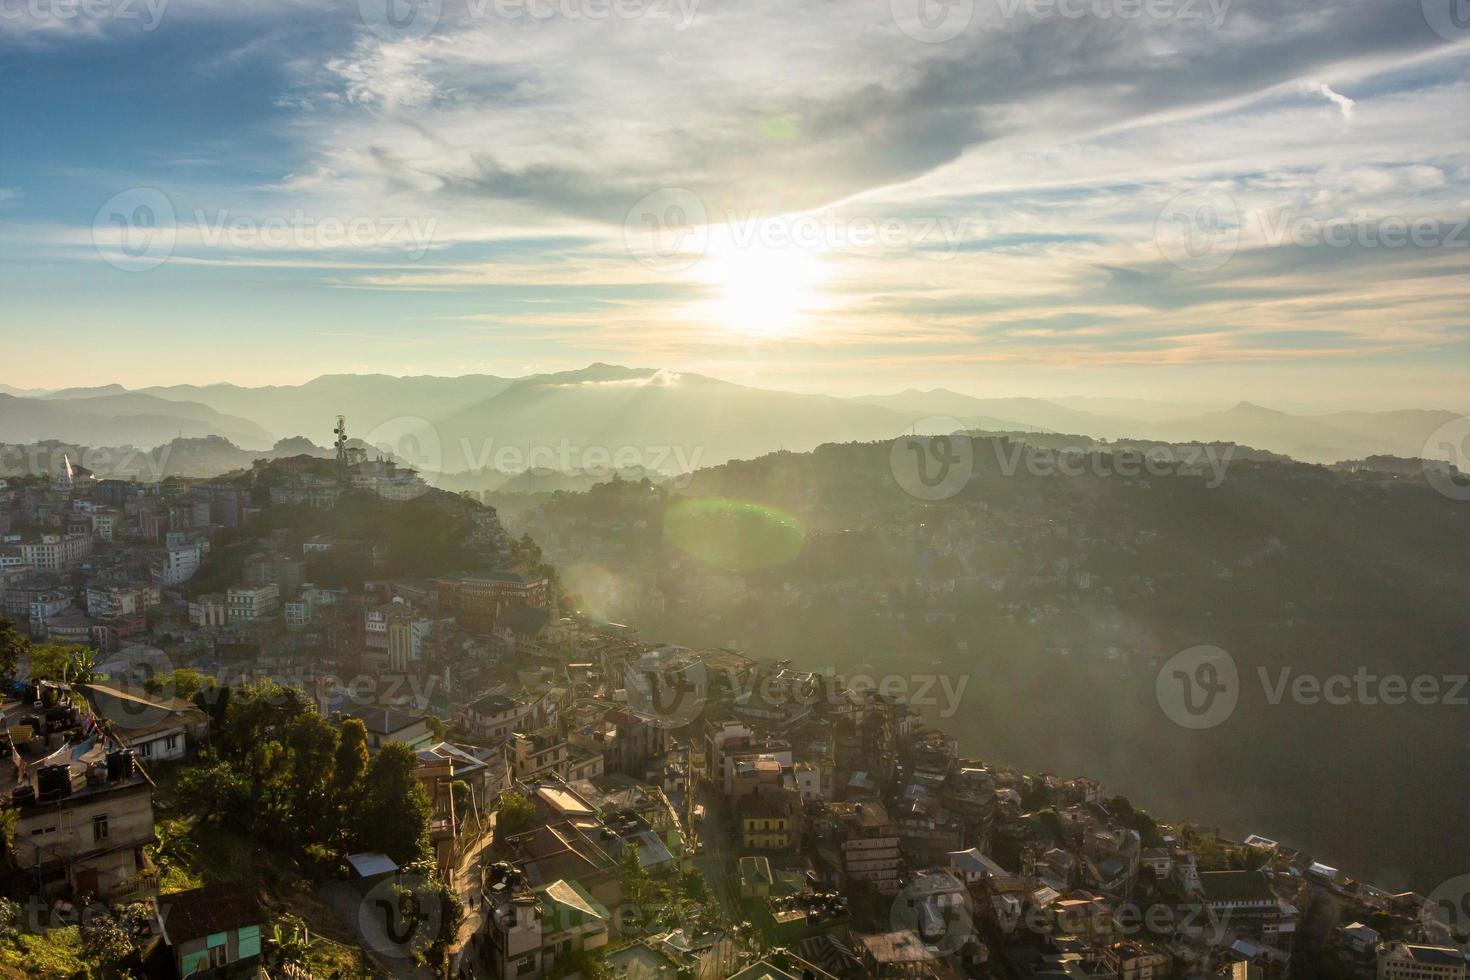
left=158, top=883, right=264, bottom=945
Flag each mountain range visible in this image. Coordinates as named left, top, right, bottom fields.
left=1, top=365, right=1461, bottom=471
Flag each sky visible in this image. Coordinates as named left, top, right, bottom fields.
left=1, top=0, right=1468, bottom=409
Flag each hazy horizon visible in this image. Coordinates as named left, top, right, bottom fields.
left=4, top=363, right=1469, bottom=417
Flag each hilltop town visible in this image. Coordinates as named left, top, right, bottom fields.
left=0, top=444, right=1464, bottom=980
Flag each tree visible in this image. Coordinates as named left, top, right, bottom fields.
left=354, top=742, right=431, bottom=865
left=264, top=922, right=310, bottom=971
left=335, top=719, right=370, bottom=788
left=286, top=712, right=340, bottom=846
left=27, top=643, right=95, bottom=683
left=495, top=790, right=536, bottom=840
left=147, top=667, right=208, bottom=701
left=0, top=616, right=26, bottom=681
left=79, top=906, right=135, bottom=972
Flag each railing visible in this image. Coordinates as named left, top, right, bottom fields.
left=109, top=868, right=161, bottom=903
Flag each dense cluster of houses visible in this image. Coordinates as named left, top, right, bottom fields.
left=1, top=458, right=1464, bottom=980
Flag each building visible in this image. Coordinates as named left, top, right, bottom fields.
left=1199, top=870, right=1297, bottom=950
left=188, top=594, right=228, bottom=628
left=85, top=585, right=158, bottom=620
left=740, top=790, right=800, bottom=850
left=157, top=882, right=265, bottom=976
left=462, top=690, right=556, bottom=744
left=226, top=584, right=279, bottom=623
left=857, top=930, right=938, bottom=977
left=10, top=749, right=158, bottom=903
left=83, top=683, right=211, bottom=763
left=509, top=729, right=570, bottom=781
left=20, top=533, right=92, bottom=571
left=152, top=540, right=204, bottom=587
left=349, top=708, right=434, bottom=753
left=482, top=865, right=610, bottom=980
left=835, top=801, right=902, bottom=894
left=1104, top=941, right=1172, bottom=980
left=388, top=615, right=432, bottom=672
left=434, top=570, right=549, bottom=633
left=1378, top=945, right=1468, bottom=980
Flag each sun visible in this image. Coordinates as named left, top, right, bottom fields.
left=700, top=229, right=825, bottom=336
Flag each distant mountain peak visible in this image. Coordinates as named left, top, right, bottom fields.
left=1225, top=400, right=1287, bottom=417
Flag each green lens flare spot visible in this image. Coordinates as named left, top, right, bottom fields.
left=663, top=497, right=805, bottom=572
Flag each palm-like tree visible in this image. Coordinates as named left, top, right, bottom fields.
left=265, top=922, right=311, bottom=971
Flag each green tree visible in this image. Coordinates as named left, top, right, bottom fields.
left=264, top=922, right=310, bottom=971
left=0, top=616, right=27, bottom=681
left=78, top=906, right=135, bottom=973
left=286, top=712, right=340, bottom=846
left=335, top=719, right=370, bottom=786
left=147, top=667, right=208, bottom=701
left=354, top=743, right=432, bottom=865
left=28, top=643, right=95, bottom=683
left=495, top=790, right=536, bottom=840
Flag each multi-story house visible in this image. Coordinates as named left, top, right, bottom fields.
left=434, top=570, right=549, bottom=633
left=387, top=615, right=432, bottom=672
left=11, top=750, right=159, bottom=903
left=835, top=801, right=902, bottom=895
left=188, top=593, right=228, bottom=628
left=20, top=533, right=92, bottom=571
left=1103, top=941, right=1172, bottom=980
left=152, top=540, right=204, bottom=587
left=1378, top=945, right=1468, bottom=980
left=462, top=689, right=557, bottom=744
left=740, top=790, right=800, bottom=850
left=482, top=866, right=610, bottom=980
left=508, top=729, right=569, bottom=782
left=226, top=584, right=279, bottom=623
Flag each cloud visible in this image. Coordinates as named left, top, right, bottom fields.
left=1311, top=81, right=1357, bottom=120
left=6, top=0, right=1469, bottom=397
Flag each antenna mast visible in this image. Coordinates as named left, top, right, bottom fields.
left=334, top=415, right=349, bottom=480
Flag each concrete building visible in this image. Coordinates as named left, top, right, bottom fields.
left=21, top=533, right=92, bottom=571
left=1378, top=945, right=1468, bottom=980
left=226, top=584, right=279, bottom=623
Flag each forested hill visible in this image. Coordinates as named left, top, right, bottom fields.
left=501, top=436, right=1470, bottom=890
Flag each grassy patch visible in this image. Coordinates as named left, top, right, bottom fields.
left=0, top=926, right=85, bottom=978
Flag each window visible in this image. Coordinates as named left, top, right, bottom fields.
left=211, top=946, right=228, bottom=967
left=165, top=734, right=179, bottom=751
left=92, top=815, right=109, bottom=842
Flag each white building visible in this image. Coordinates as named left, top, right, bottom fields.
left=1378, top=945, right=1467, bottom=980
left=153, top=541, right=204, bottom=587
left=21, top=533, right=92, bottom=571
